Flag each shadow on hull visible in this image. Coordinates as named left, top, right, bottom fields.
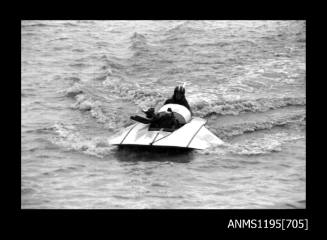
left=113, top=145, right=194, bottom=163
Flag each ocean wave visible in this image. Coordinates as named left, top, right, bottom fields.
left=210, top=112, right=305, bottom=140
left=65, top=76, right=305, bottom=141
left=64, top=82, right=84, bottom=97
left=198, top=42, right=230, bottom=48
left=23, top=125, right=57, bottom=134
left=129, top=32, right=151, bottom=57
left=161, top=22, right=207, bottom=45
left=21, top=91, right=35, bottom=98
left=93, top=56, right=118, bottom=79
left=66, top=86, right=129, bottom=129
left=21, top=32, right=36, bottom=36
left=297, top=38, right=306, bottom=43
left=22, top=22, right=50, bottom=28
left=63, top=81, right=126, bottom=128
left=72, top=95, right=108, bottom=125
left=21, top=187, right=36, bottom=195
left=73, top=94, right=98, bottom=111
left=271, top=201, right=305, bottom=209
left=72, top=48, right=85, bottom=53
left=192, top=96, right=306, bottom=117
left=95, top=41, right=109, bottom=48
left=102, top=77, right=166, bottom=109
left=50, top=122, right=115, bottom=158
left=200, top=132, right=304, bottom=156
left=55, top=37, right=70, bottom=41
left=69, top=62, right=91, bottom=68
left=166, top=21, right=204, bottom=35
left=130, top=32, right=147, bottom=42
left=227, top=132, right=304, bottom=155
left=42, top=164, right=86, bottom=176
left=66, top=78, right=306, bottom=136
left=192, top=40, right=257, bottom=49
left=69, top=80, right=169, bottom=128
left=99, top=55, right=126, bottom=70
left=63, top=22, right=78, bottom=27
left=129, top=32, right=148, bottom=49
left=64, top=76, right=81, bottom=82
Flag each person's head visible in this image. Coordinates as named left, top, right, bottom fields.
left=174, top=85, right=185, bottom=101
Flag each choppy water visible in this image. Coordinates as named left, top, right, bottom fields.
left=21, top=20, right=306, bottom=209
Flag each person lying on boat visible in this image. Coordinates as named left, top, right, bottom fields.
left=130, top=85, right=192, bottom=130
left=164, top=85, right=192, bottom=113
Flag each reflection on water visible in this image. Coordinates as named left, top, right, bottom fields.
left=113, top=145, right=194, bottom=163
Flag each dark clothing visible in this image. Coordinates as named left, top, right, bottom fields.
left=130, top=86, right=192, bottom=130
left=131, top=111, right=180, bottom=130
left=150, top=111, right=180, bottom=130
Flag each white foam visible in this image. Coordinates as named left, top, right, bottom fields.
left=50, top=122, right=115, bottom=158
left=227, top=132, right=304, bottom=155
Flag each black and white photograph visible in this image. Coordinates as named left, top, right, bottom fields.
left=21, top=20, right=306, bottom=209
